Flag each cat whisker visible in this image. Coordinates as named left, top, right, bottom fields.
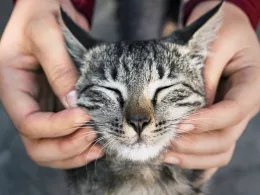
left=93, top=137, right=117, bottom=175
left=52, top=126, right=81, bottom=137
left=164, top=123, right=212, bottom=136
left=169, top=141, right=177, bottom=153
left=51, top=123, right=97, bottom=137
left=162, top=110, right=202, bottom=122
left=77, top=136, right=105, bottom=160
left=175, top=133, right=193, bottom=142
left=175, top=129, right=202, bottom=141
left=166, top=117, right=215, bottom=123
left=185, top=110, right=213, bottom=117
left=163, top=109, right=217, bottom=124
left=171, top=138, right=188, bottom=153
left=174, top=124, right=209, bottom=132
left=85, top=137, right=106, bottom=161
left=70, top=132, right=99, bottom=142
left=98, top=138, right=115, bottom=158
left=165, top=120, right=216, bottom=130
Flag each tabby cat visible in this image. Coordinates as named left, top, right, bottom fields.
left=61, top=1, right=223, bottom=194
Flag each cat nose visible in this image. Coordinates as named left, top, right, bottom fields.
left=127, top=115, right=151, bottom=135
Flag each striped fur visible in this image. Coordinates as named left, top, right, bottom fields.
left=61, top=1, right=223, bottom=195
left=75, top=41, right=207, bottom=163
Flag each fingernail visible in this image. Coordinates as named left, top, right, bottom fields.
left=66, top=90, right=77, bottom=108
left=164, top=156, right=180, bottom=164
left=177, top=123, right=195, bottom=133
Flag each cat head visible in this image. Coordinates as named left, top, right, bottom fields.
left=61, top=1, right=223, bottom=162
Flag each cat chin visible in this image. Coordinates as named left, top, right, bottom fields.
left=116, top=143, right=164, bottom=162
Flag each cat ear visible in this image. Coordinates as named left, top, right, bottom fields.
left=166, top=0, right=223, bottom=57
left=60, top=8, right=101, bottom=71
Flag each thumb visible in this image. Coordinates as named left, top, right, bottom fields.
left=202, top=42, right=233, bottom=105
left=29, top=16, right=78, bottom=108
left=60, top=0, right=89, bottom=31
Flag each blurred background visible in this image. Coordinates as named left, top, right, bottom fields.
left=0, top=1, right=260, bottom=195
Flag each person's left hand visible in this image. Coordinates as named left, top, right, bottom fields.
left=163, top=1, right=260, bottom=183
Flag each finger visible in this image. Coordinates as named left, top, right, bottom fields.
left=164, top=145, right=235, bottom=169
left=39, top=144, right=103, bottom=169
left=181, top=100, right=246, bottom=134
left=202, top=40, right=235, bottom=104
left=29, top=16, right=79, bottom=107
left=0, top=67, right=90, bottom=139
left=60, top=0, right=89, bottom=31
left=174, top=118, right=248, bottom=154
left=20, top=107, right=91, bottom=138
left=185, top=67, right=260, bottom=133
left=186, top=1, right=247, bottom=104
left=0, top=68, right=39, bottom=127
left=74, top=14, right=90, bottom=31
left=22, top=127, right=100, bottom=162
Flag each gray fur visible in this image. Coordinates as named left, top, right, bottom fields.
left=61, top=2, right=223, bottom=195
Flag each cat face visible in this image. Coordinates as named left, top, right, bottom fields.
left=75, top=41, right=206, bottom=161
left=61, top=2, right=222, bottom=161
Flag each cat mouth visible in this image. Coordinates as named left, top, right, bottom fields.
left=135, top=136, right=146, bottom=144
left=117, top=140, right=163, bottom=162
left=131, top=140, right=147, bottom=148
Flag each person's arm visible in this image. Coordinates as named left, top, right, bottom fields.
left=183, top=0, right=260, bottom=29
left=70, top=0, right=95, bottom=24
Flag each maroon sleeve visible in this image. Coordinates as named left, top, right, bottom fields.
left=183, top=0, right=260, bottom=30
left=71, top=0, right=95, bottom=24
left=13, top=0, right=96, bottom=24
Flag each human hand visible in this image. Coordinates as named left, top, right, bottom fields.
left=0, top=0, right=103, bottom=169
left=163, top=1, right=260, bottom=182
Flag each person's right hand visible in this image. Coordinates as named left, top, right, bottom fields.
left=0, top=0, right=103, bottom=169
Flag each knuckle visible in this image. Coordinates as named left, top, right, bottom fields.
left=214, top=131, right=227, bottom=153
left=17, top=118, right=33, bottom=138
left=205, top=83, right=216, bottom=104
left=59, top=139, right=73, bottom=154
left=71, top=109, right=90, bottom=127
left=229, top=100, right=245, bottom=125
left=33, top=159, right=48, bottom=167
left=220, top=156, right=231, bottom=167
left=48, top=64, right=76, bottom=92
left=172, top=141, right=182, bottom=152
left=28, top=15, right=60, bottom=40
left=216, top=145, right=227, bottom=154
left=59, top=137, right=84, bottom=154
left=26, top=145, right=41, bottom=163
left=219, top=150, right=233, bottom=167
left=217, top=132, right=233, bottom=154
left=28, top=18, right=64, bottom=54
left=224, top=137, right=235, bottom=151
left=179, top=161, right=193, bottom=169
left=18, top=116, right=39, bottom=139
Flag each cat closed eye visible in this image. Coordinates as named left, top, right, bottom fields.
left=101, top=86, right=125, bottom=108
left=153, top=84, right=184, bottom=104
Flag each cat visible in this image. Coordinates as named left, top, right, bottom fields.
left=60, top=1, right=223, bottom=194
